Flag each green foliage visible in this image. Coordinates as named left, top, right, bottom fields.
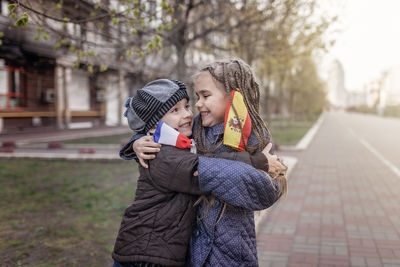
left=42, top=32, right=49, bottom=40
left=112, top=17, right=120, bottom=26
left=100, top=65, right=108, bottom=72
left=125, top=49, right=133, bottom=58
left=6, top=0, right=177, bottom=72
left=8, top=3, right=17, bottom=14
left=14, top=13, right=29, bottom=28
left=87, top=64, right=94, bottom=73
left=56, top=1, right=63, bottom=10
left=286, top=56, right=327, bottom=118
left=53, top=43, right=61, bottom=50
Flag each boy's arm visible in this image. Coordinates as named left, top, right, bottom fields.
left=147, top=145, right=202, bottom=195
left=196, top=156, right=280, bottom=211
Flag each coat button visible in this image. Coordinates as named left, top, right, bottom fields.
left=195, top=230, right=199, bottom=236
left=207, top=237, right=211, bottom=244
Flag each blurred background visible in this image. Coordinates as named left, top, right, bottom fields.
left=1, top=0, right=400, bottom=266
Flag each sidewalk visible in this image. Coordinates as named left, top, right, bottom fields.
left=256, top=113, right=400, bottom=266
left=0, top=126, right=131, bottom=160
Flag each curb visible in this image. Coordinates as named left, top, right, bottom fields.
left=13, top=127, right=131, bottom=146
left=279, top=113, right=325, bottom=152
left=0, top=151, right=120, bottom=161
left=18, top=143, right=122, bottom=149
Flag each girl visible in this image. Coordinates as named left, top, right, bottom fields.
left=132, top=58, right=287, bottom=266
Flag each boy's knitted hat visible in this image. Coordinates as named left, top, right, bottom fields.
left=124, top=79, right=189, bottom=133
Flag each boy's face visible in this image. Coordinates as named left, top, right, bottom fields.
left=161, top=98, right=193, bottom=136
left=194, top=72, right=228, bottom=127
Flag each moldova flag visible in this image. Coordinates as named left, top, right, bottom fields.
left=223, top=90, right=252, bottom=151
left=153, top=121, right=193, bottom=149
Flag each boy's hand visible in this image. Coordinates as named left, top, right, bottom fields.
left=262, top=143, right=285, bottom=178
left=133, top=136, right=161, bottom=168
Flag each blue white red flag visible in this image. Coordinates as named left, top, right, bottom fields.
left=153, top=121, right=193, bottom=149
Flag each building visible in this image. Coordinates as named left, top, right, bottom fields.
left=377, top=67, right=400, bottom=116
left=379, top=67, right=400, bottom=106
left=0, top=0, right=149, bottom=134
left=326, top=60, right=347, bottom=109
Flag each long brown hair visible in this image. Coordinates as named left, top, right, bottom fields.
left=193, top=58, right=288, bottom=221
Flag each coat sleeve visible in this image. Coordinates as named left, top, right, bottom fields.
left=119, top=133, right=145, bottom=161
left=203, top=151, right=269, bottom=172
left=147, top=146, right=202, bottom=195
left=197, top=156, right=280, bottom=211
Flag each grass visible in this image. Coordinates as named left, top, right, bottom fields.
left=62, top=133, right=133, bottom=145
left=0, top=159, right=138, bottom=266
left=267, top=118, right=316, bottom=146
left=60, top=118, right=315, bottom=147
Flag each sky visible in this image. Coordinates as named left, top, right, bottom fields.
left=321, top=0, right=400, bottom=91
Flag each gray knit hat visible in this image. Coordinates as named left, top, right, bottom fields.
left=124, top=79, right=189, bottom=133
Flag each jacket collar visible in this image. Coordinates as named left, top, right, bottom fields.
left=206, top=122, right=224, bottom=136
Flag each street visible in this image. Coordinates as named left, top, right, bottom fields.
left=257, top=112, right=400, bottom=267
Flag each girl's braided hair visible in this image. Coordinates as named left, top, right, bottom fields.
left=193, top=58, right=287, bottom=221
left=194, top=58, right=271, bottom=153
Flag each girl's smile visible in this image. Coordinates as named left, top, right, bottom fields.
left=194, top=72, right=228, bottom=127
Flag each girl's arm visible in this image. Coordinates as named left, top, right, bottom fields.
left=146, top=146, right=268, bottom=194
left=203, top=151, right=269, bottom=172
left=196, top=156, right=281, bottom=211
left=120, top=134, right=161, bottom=168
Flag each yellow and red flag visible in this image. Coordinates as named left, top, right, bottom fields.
left=223, top=90, right=252, bottom=151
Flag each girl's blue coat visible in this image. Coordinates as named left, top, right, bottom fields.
left=189, top=121, right=279, bottom=267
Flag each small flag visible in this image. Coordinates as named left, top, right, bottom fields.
left=223, top=90, right=252, bottom=151
left=153, top=121, right=193, bottom=149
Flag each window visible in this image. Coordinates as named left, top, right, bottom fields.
left=0, top=63, right=25, bottom=110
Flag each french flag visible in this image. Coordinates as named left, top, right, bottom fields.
left=153, top=121, right=193, bottom=149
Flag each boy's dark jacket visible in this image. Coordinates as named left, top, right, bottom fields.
left=112, top=145, right=268, bottom=266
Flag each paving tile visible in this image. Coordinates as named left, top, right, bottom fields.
left=256, top=113, right=400, bottom=266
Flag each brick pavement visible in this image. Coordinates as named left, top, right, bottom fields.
left=257, top=113, right=400, bottom=267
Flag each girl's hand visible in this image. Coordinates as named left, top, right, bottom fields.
left=133, top=135, right=161, bottom=168
left=262, top=143, right=285, bottom=177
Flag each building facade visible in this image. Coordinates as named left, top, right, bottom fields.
left=0, top=0, right=136, bottom=134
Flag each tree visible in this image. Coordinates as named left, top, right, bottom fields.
left=5, top=0, right=338, bottom=118
left=6, top=0, right=174, bottom=73
left=287, top=56, right=326, bottom=118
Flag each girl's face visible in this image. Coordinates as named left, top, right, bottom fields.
left=194, top=72, right=228, bottom=127
left=160, top=98, right=193, bottom=136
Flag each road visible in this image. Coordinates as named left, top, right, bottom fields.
left=257, top=112, right=400, bottom=267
